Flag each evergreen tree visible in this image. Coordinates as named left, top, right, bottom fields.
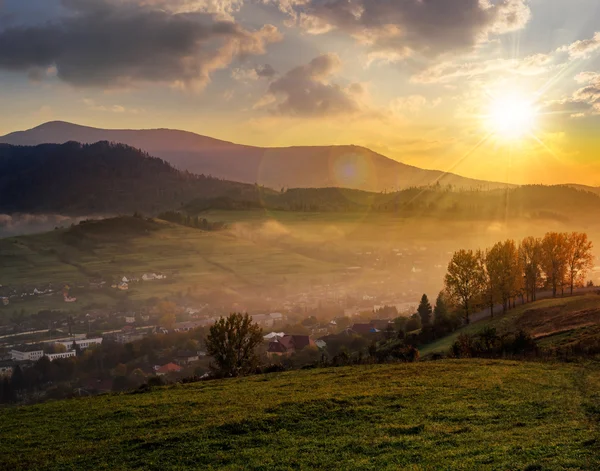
left=433, top=291, right=448, bottom=321
left=417, top=294, right=433, bottom=325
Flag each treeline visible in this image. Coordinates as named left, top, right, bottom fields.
left=444, top=232, right=594, bottom=322
left=157, top=211, right=226, bottom=231
left=184, top=185, right=600, bottom=221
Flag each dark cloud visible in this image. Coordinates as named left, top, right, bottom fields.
left=272, top=0, right=530, bottom=60
left=256, top=63, right=276, bottom=78
left=0, top=0, right=280, bottom=88
left=262, top=53, right=361, bottom=117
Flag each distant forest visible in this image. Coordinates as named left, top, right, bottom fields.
left=185, top=185, right=600, bottom=221
left=1, top=141, right=600, bottom=221
left=0, top=142, right=264, bottom=214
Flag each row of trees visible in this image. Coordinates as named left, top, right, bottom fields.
left=444, top=232, right=594, bottom=322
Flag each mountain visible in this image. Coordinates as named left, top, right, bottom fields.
left=0, top=121, right=512, bottom=192
left=0, top=141, right=262, bottom=214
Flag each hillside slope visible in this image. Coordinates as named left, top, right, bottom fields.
left=421, top=293, right=600, bottom=356
left=1, top=361, right=599, bottom=470
left=0, top=141, right=261, bottom=214
left=0, top=121, right=511, bottom=191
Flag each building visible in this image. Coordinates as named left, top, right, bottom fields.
left=55, top=338, right=103, bottom=351
left=267, top=335, right=316, bottom=358
left=156, top=363, right=183, bottom=376
left=351, top=324, right=380, bottom=335
left=113, top=331, right=146, bottom=344
left=10, top=348, right=44, bottom=362
left=46, top=351, right=76, bottom=362
left=174, top=318, right=216, bottom=332
left=175, top=351, right=199, bottom=365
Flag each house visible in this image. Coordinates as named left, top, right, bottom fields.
left=269, top=312, right=284, bottom=322
left=370, top=319, right=394, bottom=331
left=156, top=363, right=183, bottom=376
left=125, top=316, right=136, bottom=324
left=117, top=282, right=129, bottom=291
left=10, top=348, right=44, bottom=362
left=315, top=340, right=327, bottom=349
left=267, top=335, right=316, bottom=358
left=263, top=332, right=285, bottom=340
left=175, top=350, right=199, bottom=365
left=351, top=324, right=380, bottom=335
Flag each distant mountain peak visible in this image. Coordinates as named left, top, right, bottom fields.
left=0, top=121, right=512, bottom=192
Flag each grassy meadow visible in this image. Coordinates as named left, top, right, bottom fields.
left=2, top=360, right=599, bottom=470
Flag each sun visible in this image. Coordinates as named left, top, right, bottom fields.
left=486, top=92, right=538, bottom=140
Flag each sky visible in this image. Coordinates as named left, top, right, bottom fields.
left=0, top=0, right=599, bottom=185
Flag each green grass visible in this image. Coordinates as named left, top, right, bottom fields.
left=420, top=294, right=600, bottom=357
left=2, top=360, right=600, bottom=470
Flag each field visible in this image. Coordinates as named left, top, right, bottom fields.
left=421, top=294, right=600, bottom=357
left=2, top=360, right=599, bottom=470
left=3, top=210, right=599, bottom=321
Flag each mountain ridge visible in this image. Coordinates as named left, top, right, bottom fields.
left=0, top=121, right=514, bottom=192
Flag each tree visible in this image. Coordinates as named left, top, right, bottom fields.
left=417, top=294, right=433, bottom=326
left=444, top=249, right=486, bottom=323
left=541, top=232, right=569, bottom=297
left=206, top=313, right=263, bottom=377
left=433, top=291, right=449, bottom=321
left=565, top=232, right=594, bottom=295
left=485, top=240, right=522, bottom=313
left=158, top=301, right=177, bottom=329
left=520, top=236, right=542, bottom=302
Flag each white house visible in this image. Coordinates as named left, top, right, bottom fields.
left=10, top=349, right=44, bottom=362
left=125, top=316, right=136, bottom=324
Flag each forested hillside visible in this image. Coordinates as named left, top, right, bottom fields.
left=0, top=142, right=263, bottom=214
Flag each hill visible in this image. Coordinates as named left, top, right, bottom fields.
left=421, top=294, right=600, bottom=357
left=1, top=360, right=599, bottom=470
left=0, top=141, right=263, bottom=214
left=0, top=121, right=512, bottom=192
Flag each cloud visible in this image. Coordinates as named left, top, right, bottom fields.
left=0, top=0, right=281, bottom=89
left=390, top=95, right=440, bottom=114
left=257, top=53, right=363, bottom=117
left=543, top=72, right=600, bottom=118
left=232, top=63, right=277, bottom=81
left=558, top=32, right=600, bottom=59
left=82, top=98, right=144, bottom=113
left=268, top=0, right=530, bottom=60
left=412, top=53, right=553, bottom=83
